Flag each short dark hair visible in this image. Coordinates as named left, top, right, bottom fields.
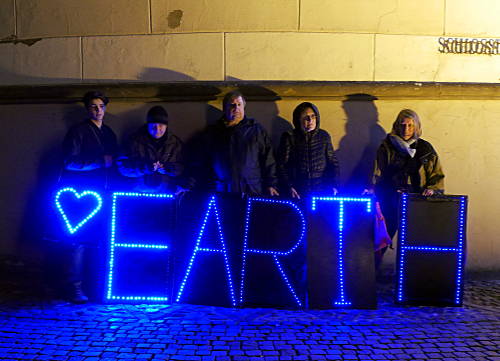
left=222, top=90, right=246, bottom=109
left=82, top=90, right=109, bottom=108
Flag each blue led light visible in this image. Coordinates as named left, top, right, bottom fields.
left=175, top=196, right=236, bottom=307
left=54, top=187, right=103, bottom=234
left=108, top=296, right=170, bottom=301
left=396, top=194, right=467, bottom=305
left=239, top=198, right=306, bottom=307
left=311, top=196, right=372, bottom=212
left=114, top=243, right=169, bottom=249
left=311, top=196, right=372, bottom=307
left=106, top=192, right=174, bottom=302
left=397, top=193, right=409, bottom=303
left=455, top=196, right=467, bottom=304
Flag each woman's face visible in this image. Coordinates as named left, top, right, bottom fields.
left=299, top=107, right=317, bottom=132
left=399, top=117, right=415, bottom=140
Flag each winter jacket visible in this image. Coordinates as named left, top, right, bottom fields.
left=204, top=116, right=277, bottom=195
left=61, top=120, right=118, bottom=189
left=117, top=125, right=184, bottom=193
left=372, top=135, right=445, bottom=197
left=277, top=102, right=340, bottom=195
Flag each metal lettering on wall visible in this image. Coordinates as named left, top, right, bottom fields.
left=438, top=37, right=500, bottom=55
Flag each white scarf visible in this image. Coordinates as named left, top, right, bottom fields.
left=389, top=134, right=417, bottom=158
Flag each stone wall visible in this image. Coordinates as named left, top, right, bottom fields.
left=1, top=0, right=499, bottom=84
left=0, top=1, right=499, bottom=271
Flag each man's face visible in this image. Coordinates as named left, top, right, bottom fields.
left=87, top=98, right=106, bottom=123
left=224, top=96, right=245, bottom=124
left=300, top=107, right=317, bottom=132
left=148, top=123, right=167, bottom=139
left=399, top=117, right=415, bottom=141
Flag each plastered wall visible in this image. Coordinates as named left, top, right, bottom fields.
left=1, top=94, right=499, bottom=271
left=0, top=1, right=499, bottom=271
left=1, top=0, right=500, bottom=84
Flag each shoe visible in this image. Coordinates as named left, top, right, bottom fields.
left=69, top=282, right=89, bottom=304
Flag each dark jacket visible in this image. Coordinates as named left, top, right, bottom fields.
left=61, top=120, right=118, bottom=189
left=372, top=135, right=445, bottom=196
left=277, top=102, right=340, bottom=195
left=204, top=116, right=277, bottom=195
left=370, top=135, right=445, bottom=239
left=117, top=125, right=184, bottom=193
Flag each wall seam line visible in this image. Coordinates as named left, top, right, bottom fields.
left=372, top=34, right=376, bottom=81
left=13, top=0, right=17, bottom=37
left=223, top=32, right=226, bottom=81
left=149, top=0, right=153, bottom=34
left=80, top=37, right=84, bottom=82
left=298, top=0, right=301, bottom=31
left=443, top=0, right=447, bottom=36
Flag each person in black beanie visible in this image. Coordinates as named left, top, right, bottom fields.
left=117, top=105, right=187, bottom=194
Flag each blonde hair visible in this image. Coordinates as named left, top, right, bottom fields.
left=391, top=109, right=422, bottom=139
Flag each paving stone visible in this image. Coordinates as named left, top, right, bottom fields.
left=0, top=278, right=499, bottom=360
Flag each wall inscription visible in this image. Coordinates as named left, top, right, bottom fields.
left=439, top=37, right=500, bottom=55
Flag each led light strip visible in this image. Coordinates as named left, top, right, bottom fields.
left=240, top=198, right=306, bottom=307
left=106, top=192, right=174, bottom=301
left=175, top=196, right=236, bottom=306
left=54, top=187, right=103, bottom=234
left=311, top=196, right=372, bottom=307
left=397, top=194, right=467, bottom=305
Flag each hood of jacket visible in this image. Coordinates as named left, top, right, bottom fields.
left=292, top=102, right=321, bottom=133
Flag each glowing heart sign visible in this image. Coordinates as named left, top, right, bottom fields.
left=55, top=187, right=103, bottom=234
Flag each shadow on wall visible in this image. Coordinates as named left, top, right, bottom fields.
left=0, top=66, right=81, bottom=85
left=236, top=83, right=292, bottom=148
left=8, top=66, right=385, bottom=264
left=337, top=94, right=386, bottom=193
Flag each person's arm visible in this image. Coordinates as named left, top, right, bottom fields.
left=63, top=127, right=104, bottom=171
left=423, top=152, right=445, bottom=195
left=364, top=143, right=387, bottom=194
left=158, top=137, right=185, bottom=177
left=325, top=133, right=340, bottom=191
left=116, top=138, right=153, bottom=178
left=276, top=132, right=293, bottom=191
left=259, top=128, right=278, bottom=191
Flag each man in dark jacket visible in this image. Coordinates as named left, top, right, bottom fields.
left=277, top=102, right=340, bottom=199
left=57, top=90, right=118, bottom=303
left=118, top=106, right=186, bottom=194
left=202, top=91, right=279, bottom=196
left=62, top=91, right=118, bottom=189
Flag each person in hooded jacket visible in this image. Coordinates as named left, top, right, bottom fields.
left=200, top=91, right=279, bottom=196
left=117, top=106, right=187, bottom=194
left=277, top=102, right=340, bottom=199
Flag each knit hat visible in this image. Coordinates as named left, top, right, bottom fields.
left=146, top=106, right=169, bottom=125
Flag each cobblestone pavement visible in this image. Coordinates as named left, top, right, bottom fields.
left=0, top=263, right=499, bottom=361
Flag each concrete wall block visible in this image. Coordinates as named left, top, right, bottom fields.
left=82, top=33, right=224, bottom=81
left=0, top=0, right=15, bottom=39
left=300, top=0, right=444, bottom=35
left=374, top=34, right=500, bottom=83
left=0, top=38, right=81, bottom=85
left=17, top=0, right=150, bottom=38
left=226, top=32, right=374, bottom=81
left=445, top=0, right=500, bottom=37
left=151, top=0, right=298, bottom=33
